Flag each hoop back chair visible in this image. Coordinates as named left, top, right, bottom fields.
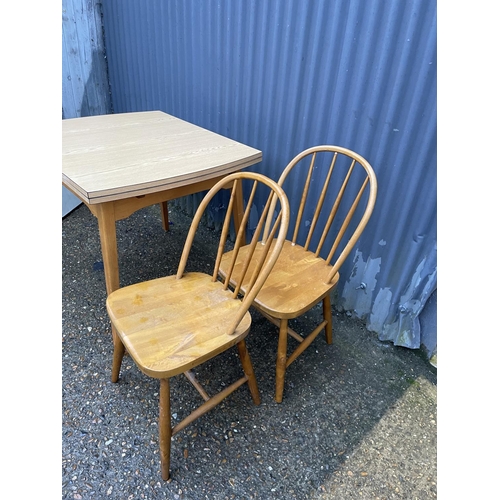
left=106, top=172, right=290, bottom=480
left=218, top=146, right=377, bottom=402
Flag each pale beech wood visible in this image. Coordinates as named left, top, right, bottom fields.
left=111, top=335, right=125, bottom=383
left=106, top=171, right=290, bottom=480
left=219, top=145, right=377, bottom=402
left=258, top=310, right=304, bottom=343
left=159, top=379, right=171, bottom=480
left=107, top=273, right=254, bottom=378
left=62, top=112, right=260, bottom=298
left=304, top=153, right=337, bottom=251
left=315, top=154, right=348, bottom=257
left=213, top=179, right=244, bottom=284
left=171, top=368, right=249, bottom=436
left=275, top=319, right=289, bottom=403
left=93, top=203, right=119, bottom=295
left=220, top=240, right=339, bottom=319
left=237, top=340, right=261, bottom=404
left=326, top=176, right=371, bottom=281
left=292, top=153, right=315, bottom=244
left=220, top=242, right=336, bottom=403
left=285, top=319, right=328, bottom=368
left=184, top=370, right=210, bottom=401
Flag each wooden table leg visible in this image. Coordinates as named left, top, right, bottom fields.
left=94, top=202, right=121, bottom=344
left=93, top=179, right=245, bottom=288
left=160, top=201, right=170, bottom=231
left=95, top=202, right=120, bottom=295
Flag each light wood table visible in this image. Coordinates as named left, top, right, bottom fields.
left=62, top=110, right=262, bottom=296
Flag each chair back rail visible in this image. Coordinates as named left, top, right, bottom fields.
left=176, top=172, right=290, bottom=333
left=106, top=170, right=291, bottom=479
left=275, top=145, right=377, bottom=283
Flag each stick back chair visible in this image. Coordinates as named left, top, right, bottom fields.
left=106, top=172, right=290, bottom=480
left=218, top=146, right=377, bottom=402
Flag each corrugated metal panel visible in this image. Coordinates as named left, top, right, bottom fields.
left=62, top=0, right=112, bottom=119
left=62, top=0, right=113, bottom=215
left=101, top=0, right=437, bottom=352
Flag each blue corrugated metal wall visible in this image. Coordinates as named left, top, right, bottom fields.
left=62, top=0, right=112, bottom=216
left=100, top=0, right=437, bottom=356
left=62, top=0, right=111, bottom=119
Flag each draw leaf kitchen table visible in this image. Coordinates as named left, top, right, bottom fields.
left=62, top=111, right=262, bottom=299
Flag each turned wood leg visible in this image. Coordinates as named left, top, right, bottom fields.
left=111, top=335, right=125, bottom=383
left=237, top=340, right=261, bottom=405
left=95, top=203, right=120, bottom=295
left=160, top=201, right=170, bottom=231
left=159, top=378, right=172, bottom=481
left=323, top=294, right=333, bottom=345
left=275, top=319, right=289, bottom=403
left=95, top=203, right=121, bottom=345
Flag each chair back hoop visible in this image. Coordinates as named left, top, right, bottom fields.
left=176, top=171, right=290, bottom=333
left=265, top=145, right=377, bottom=284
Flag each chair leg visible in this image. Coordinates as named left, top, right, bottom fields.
left=237, top=340, right=261, bottom=405
left=275, top=318, right=289, bottom=403
left=111, top=335, right=125, bottom=383
left=159, top=378, right=172, bottom=481
left=323, top=294, right=333, bottom=345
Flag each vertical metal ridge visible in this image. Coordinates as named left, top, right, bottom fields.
left=101, top=0, right=437, bottom=352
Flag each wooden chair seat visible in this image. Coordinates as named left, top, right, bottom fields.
left=105, top=171, right=290, bottom=480
left=107, top=273, right=252, bottom=378
left=219, top=145, right=377, bottom=402
left=220, top=240, right=338, bottom=319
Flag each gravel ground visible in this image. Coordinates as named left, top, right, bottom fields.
left=62, top=202, right=437, bottom=499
